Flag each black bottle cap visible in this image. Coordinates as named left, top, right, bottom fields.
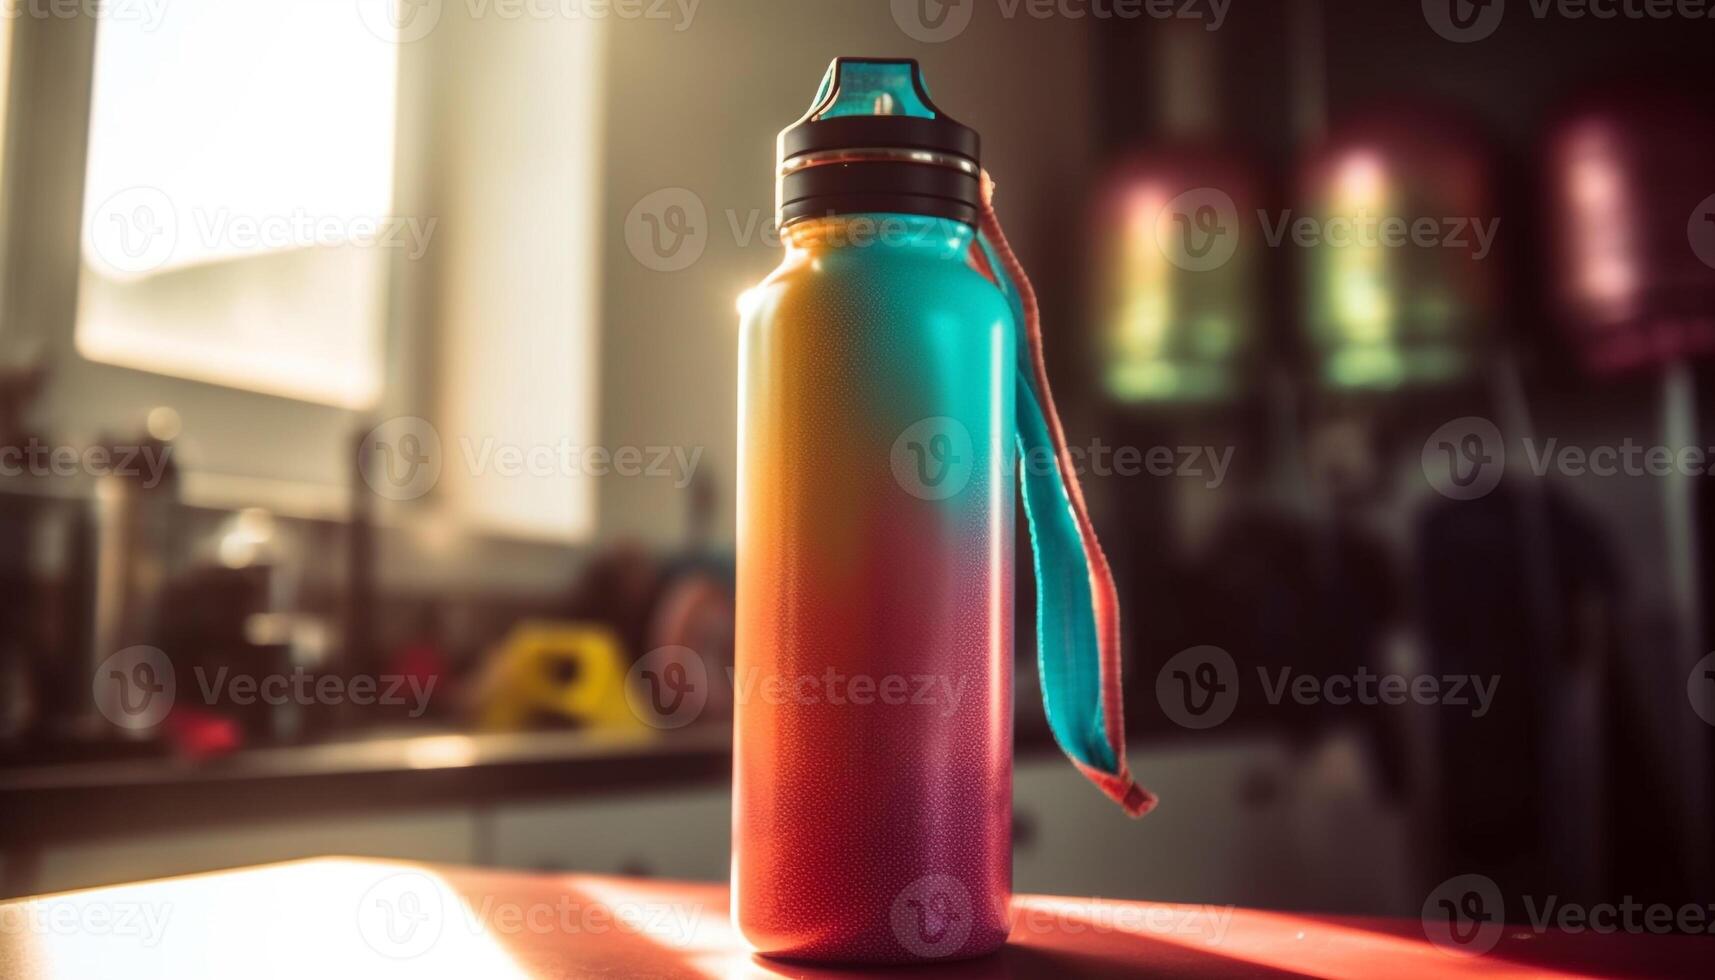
left=776, top=58, right=983, bottom=228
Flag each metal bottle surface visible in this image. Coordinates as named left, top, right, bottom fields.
left=734, top=212, right=1016, bottom=963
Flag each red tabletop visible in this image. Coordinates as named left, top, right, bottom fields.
left=0, top=858, right=1706, bottom=978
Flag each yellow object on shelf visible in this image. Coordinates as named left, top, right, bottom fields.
left=472, top=621, right=644, bottom=733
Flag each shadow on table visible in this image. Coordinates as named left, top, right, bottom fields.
left=740, top=942, right=1314, bottom=979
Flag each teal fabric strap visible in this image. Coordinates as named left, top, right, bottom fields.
left=976, top=197, right=1155, bottom=817
left=1013, top=369, right=1116, bottom=773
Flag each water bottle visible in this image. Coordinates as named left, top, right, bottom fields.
left=734, top=58, right=1155, bottom=965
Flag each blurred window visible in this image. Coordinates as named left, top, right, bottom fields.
left=76, top=0, right=399, bottom=408
left=428, top=12, right=604, bottom=542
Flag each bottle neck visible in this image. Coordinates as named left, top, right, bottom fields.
left=782, top=213, right=975, bottom=259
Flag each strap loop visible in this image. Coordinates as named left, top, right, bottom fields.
left=976, top=173, right=1156, bottom=818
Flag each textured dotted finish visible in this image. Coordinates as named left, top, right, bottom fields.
left=734, top=216, right=1016, bottom=964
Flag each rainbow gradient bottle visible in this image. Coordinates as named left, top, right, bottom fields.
left=735, top=58, right=1154, bottom=965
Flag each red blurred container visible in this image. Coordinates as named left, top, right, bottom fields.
left=1544, top=92, right=1715, bottom=374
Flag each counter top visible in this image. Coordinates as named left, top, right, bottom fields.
left=0, top=728, right=731, bottom=846
left=1, top=858, right=1709, bottom=978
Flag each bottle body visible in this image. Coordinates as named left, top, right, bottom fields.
left=734, top=214, right=1016, bottom=963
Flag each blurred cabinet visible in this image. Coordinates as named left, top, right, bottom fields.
left=1015, top=735, right=1413, bottom=915
left=488, top=785, right=730, bottom=881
